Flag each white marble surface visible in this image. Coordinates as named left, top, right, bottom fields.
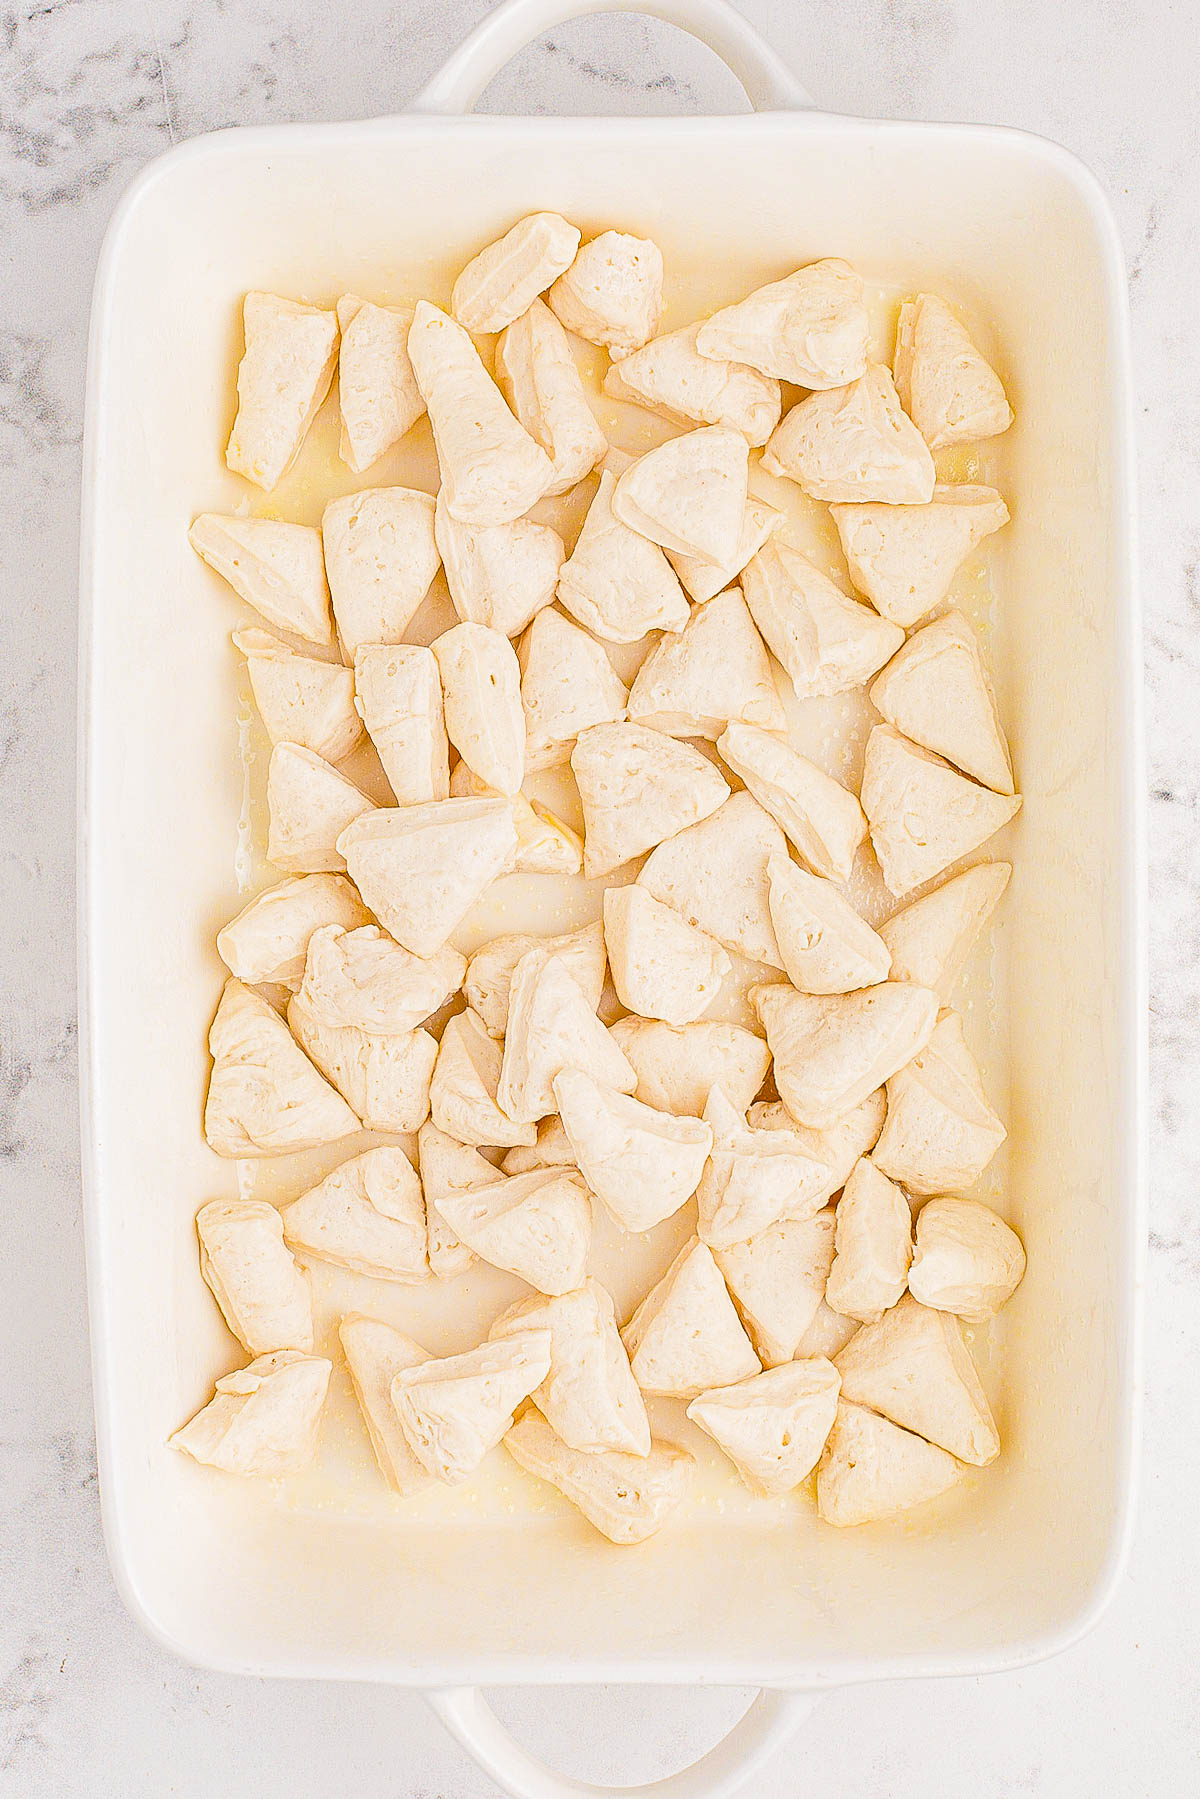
left=0, top=1, right=1192, bottom=1793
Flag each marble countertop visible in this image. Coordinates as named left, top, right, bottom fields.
left=0, top=1, right=1192, bottom=1793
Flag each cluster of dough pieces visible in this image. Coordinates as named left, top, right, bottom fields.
left=176, top=213, right=1027, bottom=1540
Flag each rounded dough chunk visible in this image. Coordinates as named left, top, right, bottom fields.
left=741, top=539, right=904, bottom=701
left=752, top=979, right=939, bottom=1131
left=763, top=365, right=935, bottom=504
left=279, top=1145, right=429, bottom=1281
left=834, top=1292, right=999, bottom=1466
left=465, top=922, right=606, bottom=1040
left=266, top=743, right=376, bottom=875
left=636, top=791, right=788, bottom=969
left=879, top=863, right=1011, bottom=1001
left=747, top=1091, right=888, bottom=1207
left=609, top=1017, right=770, bottom=1119
left=433, top=1168, right=592, bottom=1295
left=816, top=1399, right=965, bottom=1527
left=519, top=606, right=628, bottom=770
left=868, top=610, right=1015, bottom=795
left=556, top=470, right=690, bottom=643
left=871, top=1008, right=1007, bottom=1194
left=322, top=487, right=440, bottom=657
left=216, top=873, right=370, bottom=989
left=435, top=488, right=565, bottom=640
left=432, top=621, right=526, bottom=797
left=286, top=989, right=437, bottom=1133
left=354, top=643, right=450, bottom=805
left=622, top=1237, right=760, bottom=1399
left=716, top=722, right=866, bottom=884
left=204, top=978, right=359, bottom=1158
left=696, top=1086, right=832, bottom=1251
left=300, top=924, right=464, bottom=1034
left=339, top=1315, right=432, bottom=1495
left=431, top=1007, right=538, bottom=1149
left=233, top=627, right=362, bottom=764
left=336, top=295, right=425, bottom=474
left=695, top=259, right=870, bottom=389
left=337, top=798, right=518, bottom=957
left=553, top=1064, right=713, bottom=1234
left=894, top=293, right=1013, bottom=451
left=452, top=212, right=582, bottom=333
left=496, top=297, right=607, bottom=495
left=603, top=884, right=730, bottom=1027
left=504, top=1412, right=693, bottom=1545
left=490, top=1281, right=650, bottom=1456
left=196, top=1198, right=313, bottom=1356
left=714, top=1208, right=837, bottom=1368
left=688, top=1357, right=841, bottom=1495
left=392, top=1332, right=553, bottom=1485
left=611, top=426, right=750, bottom=565
left=604, top=321, right=781, bottom=444
left=831, top=484, right=1009, bottom=630
left=498, top=949, right=636, bottom=1126
left=627, top=587, right=785, bottom=741
left=226, top=291, right=339, bottom=491
left=170, top=1351, right=332, bottom=1478
left=825, top=1157, right=912, bottom=1325
left=572, top=721, right=730, bottom=879
left=908, top=1195, right=1026, bottom=1321
left=766, top=853, right=891, bottom=995
left=860, top=725, right=1021, bottom=898
left=547, top=230, right=664, bottom=357
left=189, top=513, right=333, bottom=647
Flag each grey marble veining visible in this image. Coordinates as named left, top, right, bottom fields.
left=0, top=1, right=1196, bottom=1793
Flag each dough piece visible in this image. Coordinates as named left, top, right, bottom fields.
left=453, top=212, right=582, bottom=333
left=695, top=259, right=869, bottom=389
left=392, top=1332, right=553, bottom=1485
left=880, top=863, right=1011, bottom=1001
left=872, top=1008, right=1007, bottom=1194
left=894, top=293, right=1013, bottom=451
left=299, top=925, right=463, bottom=1033
left=627, top=588, right=785, bottom=741
left=572, top=722, right=730, bottom=879
left=431, top=1008, right=537, bottom=1149
left=666, top=497, right=782, bottom=606
left=204, top=978, right=358, bottom=1157
left=336, top=295, right=424, bottom=473
left=266, top=744, right=375, bottom=875
left=869, top=611, right=1015, bottom=794
left=322, top=487, right=441, bottom=656
left=217, top=874, right=371, bottom=988
left=688, top=1358, right=841, bottom=1494
left=337, top=798, right=518, bottom=956
left=170, top=1351, right=332, bottom=1477
left=491, top=1281, right=650, bottom=1455
left=831, top=484, right=1009, bottom=629
left=763, top=365, right=935, bottom=504
left=861, top=725, right=1021, bottom=898
left=498, top=951, right=636, bottom=1125
left=496, top=298, right=607, bottom=495
left=416, top=1121, right=489, bottom=1279
left=287, top=990, right=437, bottom=1132
left=519, top=606, right=628, bottom=770
left=767, top=853, right=891, bottom=994
left=795, top=1299, right=859, bottom=1362
left=547, top=230, right=663, bottom=357
left=834, top=1293, right=999, bottom=1465
left=502, top=1116, right=577, bottom=1177
left=436, top=490, right=565, bottom=639
left=280, top=1145, right=428, bottom=1281
left=189, top=514, right=333, bottom=647
left=747, top=1090, right=888, bottom=1206
left=434, top=1168, right=592, bottom=1294
left=816, top=1399, right=965, bottom=1526
left=623, top=1238, right=760, bottom=1398
left=233, top=627, right=361, bottom=763
left=196, top=1198, right=313, bottom=1355
left=741, top=540, right=903, bottom=701
left=825, top=1158, right=912, bottom=1324
left=432, top=621, right=525, bottom=796
left=716, top=722, right=866, bottom=884
left=697, top=1087, right=831, bottom=1250
left=465, top=923, right=606, bottom=1039
left=603, top=885, right=730, bottom=1026
left=556, top=471, right=690, bottom=643
left=752, top=980, right=938, bottom=1130
left=226, top=292, right=338, bottom=490
left=444, top=751, right=579, bottom=875
left=612, top=426, right=750, bottom=565
left=714, top=1208, right=837, bottom=1367
left=604, top=321, right=781, bottom=444
left=908, top=1196, right=1026, bottom=1321
left=609, top=1018, right=770, bottom=1118
left=554, top=1065, right=712, bottom=1233
left=339, top=1314, right=431, bottom=1494
left=407, top=301, right=555, bottom=525
left=637, top=791, right=787, bottom=968
left=504, top=1412, right=692, bottom=1544
left=354, top=644, right=450, bottom=804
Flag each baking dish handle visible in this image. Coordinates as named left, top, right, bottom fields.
left=427, top=1685, right=818, bottom=1799
left=409, top=0, right=813, bottom=115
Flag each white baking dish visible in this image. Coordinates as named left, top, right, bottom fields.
left=78, top=1, right=1145, bottom=1792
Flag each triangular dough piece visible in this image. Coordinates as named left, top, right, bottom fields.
left=417, top=1121, right=492, bottom=1279
left=502, top=1116, right=577, bottom=1177
left=622, top=1238, right=760, bottom=1398
left=831, top=484, right=1009, bottom=629
left=688, top=1358, right=841, bottom=1494
left=300, top=923, right=463, bottom=1034
left=280, top=1145, right=428, bottom=1280
left=834, top=1293, right=999, bottom=1465
left=196, top=1198, right=313, bottom=1355
left=553, top=1065, right=712, bottom=1233
left=741, top=540, right=903, bottom=700
left=763, top=365, right=935, bottom=504
left=354, top=643, right=450, bottom=804
left=572, top=722, right=731, bottom=879
left=189, top=513, right=333, bottom=646
left=336, top=296, right=424, bottom=473
left=666, top=496, right=782, bottom=606
left=747, top=1091, right=888, bottom=1205
left=556, top=471, right=690, bottom=643
left=816, top=1399, right=965, bottom=1526
left=713, top=1208, right=837, bottom=1367
left=337, top=798, right=518, bottom=956
left=435, top=489, right=565, bottom=640
left=226, top=292, right=338, bottom=490
left=392, top=1332, right=553, bottom=1484
left=204, top=978, right=359, bottom=1157
left=339, top=1314, right=431, bottom=1494
left=879, top=863, right=1011, bottom=1000
left=894, top=293, right=1013, bottom=451
left=694, top=258, right=869, bottom=389
left=504, top=1412, right=692, bottom=1544
left=465, top=923, right=606, bottom=1039
left=908, top=1195, right=1026, bottom=1322
left=432, top=621, right=525, bottom=796
left=611, top=426, right=749, bottom=564
left=322, top=487, right=440, bottom=656
left=431, top=1008, right=538, bottom=1149
left=287, top=991, right=437, bottom=1132
left=407, top=301, right=555, bottom=525
left=696, top=1087, right=832, bottom=1250
left=825, top=1157, right=912, bottom=1324
left=872, top=1008, right=1006, bottom=1193
left=435, top=1169, right=592, bottom=1294
left=604, top=321, right=781, bottom=444
left=233, top=627, right=361, bottom=763
left=519, top=606, right=628, bottom=770
left=170, top=1350, right=332, bottom=1477
left=627, top=588, right=785, bottom=740
left=266, top=743, right=375, bottom=874
left=491, top=1281, right=650, bottom=1455
left=861, top=725, right=1021, bottom=897
left=452, top=212, right=582, bottom=333
left=637, top=791, right=787, bottom=968
left=767, top=853, right=891, bottom=994
left=496, top=297, right=607, bottom=494
left=610, top=1018, right=770, bottom=1118
left=716, top=722, right=865, bottom=883
left=498, top=951, right=636, bottom=1125
left=603, top=884, right=730, bottom=1027
left=217, top=873, right=370, bottom=988
left=547, top=230, right=664, bottom=357
left=869, top=611, right=1014, bottom=794
left=752, top=979, right=939, bottom=1130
